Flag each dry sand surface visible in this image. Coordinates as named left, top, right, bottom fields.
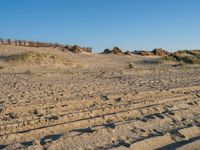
left=0, top=45, right=200, bottom=150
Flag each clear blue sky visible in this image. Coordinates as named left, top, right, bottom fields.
left=0, top=0, right=200, bottom=52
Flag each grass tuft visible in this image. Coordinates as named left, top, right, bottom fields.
left=0, top=65, right=4, bottom=70
left=128, top=62, right=134, bottom=69
left=24, top=70, right=32, bottom=75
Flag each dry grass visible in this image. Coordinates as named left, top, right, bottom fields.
left=173, top=55, right=200, bottom=64
left=2, top=51, right=71, bottom=65
left=128, top=62, right=134, bottom=69
left=24, top=69, right=32, bottom=75
left=160, top=51, right=200, bottom=64
left=0, top=65, right=4, bottom=70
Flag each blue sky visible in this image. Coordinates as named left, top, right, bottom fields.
left=0, top=0, right=200, bottom=52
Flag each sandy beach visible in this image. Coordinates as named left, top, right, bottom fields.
left=0, top=44, right=200, bottom=149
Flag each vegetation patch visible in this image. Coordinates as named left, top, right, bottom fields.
left=160, top=50, right=200, bottom=64
left=161, top=55, right=178, bottom=62
left=102, top=47, right=124, bottom=55
left=128, top=62, right=134, bottom=69
left=0, top=65, right=4, bottom=70
left=24, top=70, right=32, bottom=75
left=2, top=51, right=71, bottom=65
left=132, top=48, right=170, bottom=56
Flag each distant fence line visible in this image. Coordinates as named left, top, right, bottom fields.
left=0, top=38, right=92, bottom=52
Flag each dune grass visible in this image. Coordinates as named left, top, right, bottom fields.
left=128, top=62, right=134, bottom=69
left=160, top=50, right=200, bottom=64
left=3, top=51, right=70, bottom=65
left=0, top=65, right=4, bottom=70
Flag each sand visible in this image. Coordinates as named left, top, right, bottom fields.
left=0, top=45, right=200, bottom=150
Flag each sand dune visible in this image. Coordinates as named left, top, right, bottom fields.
left=0, top=45, right=200, bottom=149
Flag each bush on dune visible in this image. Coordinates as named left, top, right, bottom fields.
left=102, top=47, right=124, bottom=55
left=160, top=50, right=200, bottom=64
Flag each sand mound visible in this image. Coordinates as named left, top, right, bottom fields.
left=132, top=48, right=169, bottom=56
left=103, top=47, right=124, bottom=55
left=124, top=51, right=132, bottom=55
left=1, top=51, right=71, bottom=65
left=68, top=45, right=82, bottom=53
left=174, top=50, right=200, bottom=57
left=64, top=45, right=92, bottom=53
left=132, top=50, right=154, bottom=56
left=152, top=48, right=170, bottom=56
left=103, top=48, right=112, bottom=54
left=161, top=50, right=200, bottom=64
